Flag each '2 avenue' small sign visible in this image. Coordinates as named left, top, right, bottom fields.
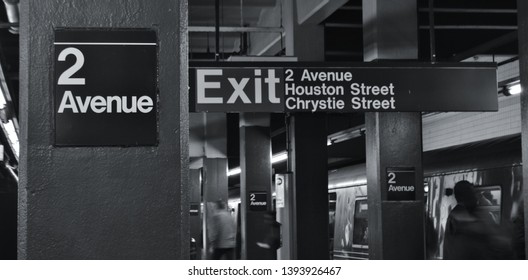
left=386, top=168, right=416, bottom=201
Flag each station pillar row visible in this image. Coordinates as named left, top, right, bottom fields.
left=362, top=0, right=425, bottom=259
left=239, top=113, right=274, bottom=260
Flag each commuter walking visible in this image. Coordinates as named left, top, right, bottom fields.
left=209, top=200, right=236, bottom=260
left=256, top=211, right=281, bottom=259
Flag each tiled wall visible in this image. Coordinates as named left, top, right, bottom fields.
left=423, top=94, right=520, bottom=151
left=498, top=59, right=519, bottom=82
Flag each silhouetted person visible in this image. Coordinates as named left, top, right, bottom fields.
left=444, top=181, right=491, bottom=259
left=444, top=180, right=511, bottom=259
left=209, top=200, right=236, bottom=260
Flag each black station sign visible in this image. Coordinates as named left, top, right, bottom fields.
left=386, top=168, right=416, bottom=201
left=190, top=203, right=200, bottom=216
left=190, top=63, right=498, bottom=113
left=248, top=191, right=268, bottom=211
left=54, top=29, right=158, bottom=146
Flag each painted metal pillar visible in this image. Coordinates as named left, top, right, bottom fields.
left=283, top=0, right=328, bottom=260
left=517, top=0, right=528, bottom=260
left=203, top=158, right=228, bottom=206
left=19, top=0, right=189, bottom=259
left=362, top=0, right=425, bottom=259
left=239, top=113, right=273, bottom=260
left=288, top=113, right=329, bottom=259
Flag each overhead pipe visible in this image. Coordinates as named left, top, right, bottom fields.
left=215, top=0, right=220, bottom=61
left=3, top=0, right=19, bottom=34
left=428, top=0, right=436, bottom=63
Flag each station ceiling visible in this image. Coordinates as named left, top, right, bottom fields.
left=189, top=0, right=518, bottom=61
left=0, top=0, right=521, bottom=180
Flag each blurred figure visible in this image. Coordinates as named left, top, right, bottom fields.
left=444, top=180, right=512, bottom=259
left=209, top=200, right=236, bottom=260
left=256, top=212, right=281, bottom=259
left=512, top=203, right=525, bottom=259
left=341, top=217, right=352, bottom=250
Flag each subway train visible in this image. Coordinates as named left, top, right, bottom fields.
left=328, top=134, right=525, bottom=260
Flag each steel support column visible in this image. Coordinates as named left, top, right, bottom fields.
left=19, top=0, right=188, bottom=259
left=283, top=0, right=328, bottom=260
left=239, top=113, right=273, bottom=260
left=362, top=0, right=425, bottom=260
left=288, top=113, right=329, bottom=259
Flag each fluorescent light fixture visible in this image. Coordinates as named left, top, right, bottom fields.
left=0, top=87, right=18, bottom=157
left=329, top=178, right=367, bottom=189
left=508, top=83, right=521, bottom=95
left=0, top=87, right=6, bottom=108
left=271, top=151, right=288, bottom=164
left=6, top=165, right=17, bottom=182
left=228, top=198, right=241, bottom=209
left=228, top=151, right=289, bottom=177
left=327, top=139, right=332, bottom=146
left=227, top=167, right=241, bottom=177
left=4, top=120, right=18, bottom=157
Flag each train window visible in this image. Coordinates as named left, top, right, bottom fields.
left=352, top=198, right=368, bottom=249
left=475, top=185, right=501, bottom=224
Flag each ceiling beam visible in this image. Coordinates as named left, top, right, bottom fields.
left=339, top=6, right=361, bottom=11
left=449, top=31, right=517, bottom=61
left=189, top=26, right=283, bottom=33
left=419, top=25, right=517, bottom=30
left=190, top=0, right=276, bottom=7
left=325, top=23, right=518, bottom=30
left=418, top=8, right=517, bottom=13
left=325, top=50, right=363, bottom=57
left=297, top=0, right=349, bottom=25
left=324, top=22, right=362, bottom=28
